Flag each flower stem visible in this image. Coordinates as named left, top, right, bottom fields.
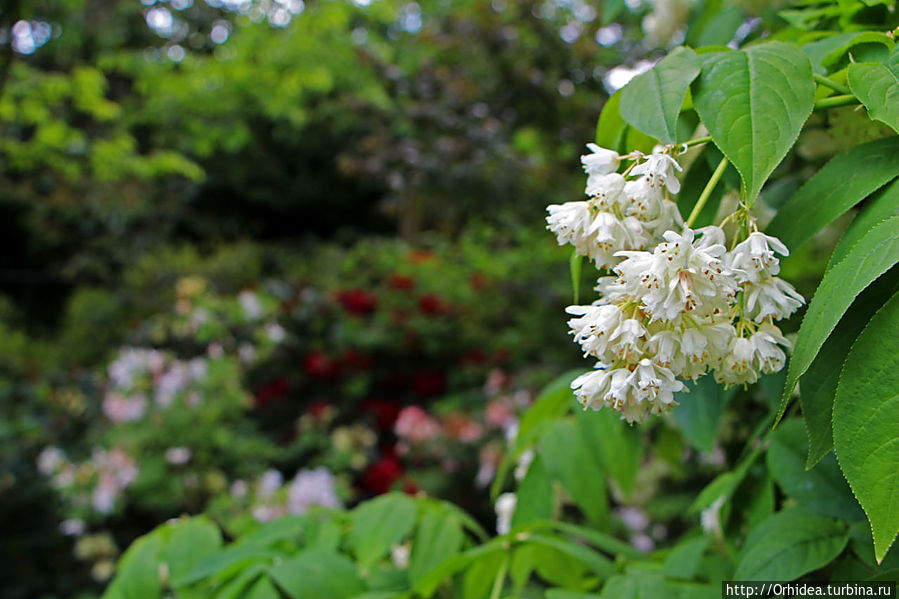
left=683, top=135, right=713, bottom=149
left=813, top=73, right=851, bottom=95
left=489, top=553, right=510, bottom=599
left=686, top=156, right=729, bottom=228
left=813, top=94, right=859, bottom=110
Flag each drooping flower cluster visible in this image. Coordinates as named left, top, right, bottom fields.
left=552, top=144, right=806, bottom=422
left=547, top=144, right=684, bottom=269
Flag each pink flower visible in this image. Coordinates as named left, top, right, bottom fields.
left=394, top=406, right=441, bottom=444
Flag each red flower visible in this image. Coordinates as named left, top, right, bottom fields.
left=387, top=274, right=415, bottom=291
left=337, top=289, right=378, bottom=316
left=303, top=351, right=341, bottom=380
left=412, top=370, right=446, bottom=398
left=254, top=377, right=289, bottom=408
left=460, top=348, right=488, bottom=366
left=342, top=348, right=373, bottom=371
left=361, top=455, right=404, bottom=495
left=470, top=272, right=488, bottom=290
left=362, top=398, right=401, bottom=431
left=418, top=293, right=445, bottom=316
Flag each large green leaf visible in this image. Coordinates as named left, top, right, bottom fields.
left=692, top=42, right=814, bottom=203
left=767, top=137, right=899, bottom=250
left=620, top=47, right=701, bottom=144
left=672, top=375, right=736, bottom=452
left=834, top=290, right=899, bottom=563
left=526, top=534, right=614, bottom=580
left=599, top=573, right=671, bottom=599
left=166, top=517, right=223, bottom=586
left=539, top=418, right=608, bottom=526
left=734, top=509, right=848, bottom=580
left=408, top=508, right=463, bottom=585
left=800, top=267, right=899, bottom=466
left=510, top=455, right=555, bottom=528
left=578, top=408, right=642, bottom=498
left=103, top=533, right=164, bottom=599
left=662, top=537, right=710, bottom=580
left=766, top=419, right=863, bottom=520
left=778, top=216, right=899, bottom=421
left=350, top=493, right=417, bottom=571
left=829, top=179, right=899, bottom=268
left=268, top=550, right=364, bottom=599
left=848, top=48, right=899, bottom=134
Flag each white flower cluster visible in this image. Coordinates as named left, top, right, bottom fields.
left=554, top=145, right=805, bottom=422
left=37, top=446, right=139, bottom=516
left=234, top=467, right=343, bottom=522
left=547, top=145, right=683, bottom=269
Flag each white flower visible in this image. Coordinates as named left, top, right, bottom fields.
left=571, top=362, right=682, bottom=423
left=256, top=469, right=283, bottom=499
left=38, top=446, right=66, bottom=475
left=239, top=290, right=264, bottom=320
left=624, top=178, right=664, bottom=220
left=586, top=172, right=627, bottom=209
left=59, top=518, right=86, bottom=537
left=495, top=492, right=518, bottom=535
left=630, top=152, right=683, bottom=193
left=701, top=495, right=725, bottom=535
left=391, top=544, right=411, bottom=570
left=566, top=303, right=624, bottom=360
left=164, top=447, right=192, bottom=466
left=680, top=322, right=735, bottom=377
left=286, top=467, right=342, bottom=515
left=266, top=322, right=287, bottom=343
left=614, top=227, right=735, bottom=322
left=581, top=143, right=620, bottom=177
left=729, top=232, right=788, bottom=283
left=749, top=322, right=791, bottom=374
left=715, top=337, right=759, bottom=386
left=514, top=449, right=535, bottom=482
left=743, top=277, right=805, bottom=322
left=547, top=201, right=592, bottom=250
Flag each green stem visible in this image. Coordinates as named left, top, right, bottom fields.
left=683, top=135, right=713, bottom=148
left=686, top=156, right=729, bottom=228
left=489, top=553, right=510, bottom=599
left=813, top=94, right=859, bottom=110
left=813, top=73, right=851, bottom=95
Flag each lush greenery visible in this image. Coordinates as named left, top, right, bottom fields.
left=4, top=0, right=899, bottom=597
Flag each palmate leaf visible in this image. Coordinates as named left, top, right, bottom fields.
left=620, top=47, right=701, bottom=144
left=777, top=216, right=899, bottom=422
left=849, top=47, right=899, bottom=134
left=692, top=42, right=814, bottom=204
left=834, top=290, right=899, bottom=563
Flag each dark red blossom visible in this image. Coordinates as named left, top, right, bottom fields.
left=253, top=377, right=289, bottom=408
left=336, top=289, right=378, bottom=316
left=418, top=293, right=446, bottom=316
left=387, top=274, right=415, bottom=291
left=303, top=351, right=341, bottom=380
left=412, top=370, right=446, bottom=398
left=361, top=454, right=404, bottom=495
left=460, top=348, right=489, bottom=366
left=362, top=398, right=401, bottom=431
left=342, top=348, right=373, bottom=370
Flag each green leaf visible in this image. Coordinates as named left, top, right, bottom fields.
left=350, top=493, right=417, bottom=571
left=734, top=509, right=848, bottom=580
left=577, top=409, right=642, bottom=498
left=408, top=509, right=463, bottom=585
left=662, top=537, right=710, bottom=580
left=245, top=576, right=281, bottom=599
left=173, top=545, right=282, bottom=586
left=672, top=375, right=736, bottom=452
left=596, top=90, right=628, bottom=154
left=767, top=136, right=899, bottom=250
left=103, top=533, right=164, bottom=599
left=166, top=517, right=223, bottom=585
left=834, top=290, right=899, bottom=563
left=546, top=591, right=601, bottom=599
left=539, top=418, right=608, bottom=527
left=766, top=419, right=863, bottom=520
left=830, top=179, right=899, bottom=268
left=526, top=533, right=614, bottom=580
left=620, top=47, right=701, bottom=144
left=692, top=42, right=815, bottom=203
left=268, top=550, right=364, bottom=599
left=599, top=573, right=670, bottom=599
left=510, top=455, right=555, bottom=528
left=462, top=550, right=504, bottom=599
left=778, top=216, right=899, bottom=421
left=800, top=267, right=899, bottom=466
left=848, top=49, right=899, bottom=134
left=238, top=515, right=306, bottom=548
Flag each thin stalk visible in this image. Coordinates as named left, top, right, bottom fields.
left=683, top=135, right=713, bottom=149
left=488, top=553, right=510, bottom=599
left=813, top=94, right=859, bottom=110
left=813, top=73, right=851, bottom=95
left=686, top=156, right=729, bottom=227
